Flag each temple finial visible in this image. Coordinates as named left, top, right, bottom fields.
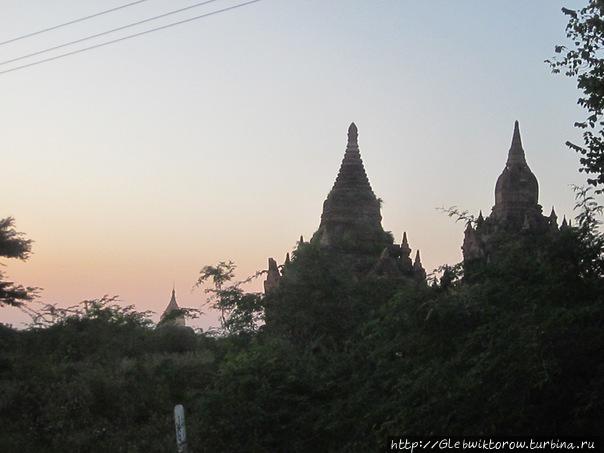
left=347, top=122, right=358, bottom=145
left=507, top=120, right=526, bottom=165
left=160, top=284, right=184, bottom=326
left=414, top=250, right=422, bottom=265
left=512, top=120, right=521, bottom=146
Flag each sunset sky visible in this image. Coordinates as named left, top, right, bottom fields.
left=0, top=0, right=592, bottom=329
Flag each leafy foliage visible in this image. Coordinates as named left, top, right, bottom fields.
left=437, top=205, right=476, bottom=227
left=0, top=217, right=36, bottom=307
left=195, top=261, right=264, bottom=335
left=547, top=1, right=604, bottom=192
left=0, top=217, right=31, bottom=259
left=572, top=185, right=604, bottom=279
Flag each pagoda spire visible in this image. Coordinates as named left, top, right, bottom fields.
left=493, top=120, right=539, bottom=221
left=160, top=286, right=185, bottom=327
left=312, top=123, right=388, bottom=252
left=348, top=122, right=358, bottom=145
left=507, top=120, right=527, bottom=166
left=168, top=287, right=178, bottom=310
left=331, top=122, right=373, bottom=191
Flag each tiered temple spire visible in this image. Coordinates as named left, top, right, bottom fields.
left=507, top=120, right=527, bottom=166
left=330, top=123, right=373, bottom=192
left=463, top=120, right=558, bottom=265
left=492, top=121, right=540, bottom=224
left=312, top=123, right=389, bottom=252
left=264, top=123, right=428, bottom=294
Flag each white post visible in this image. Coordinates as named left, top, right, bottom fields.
left=174, top=404, right=188, bottom=453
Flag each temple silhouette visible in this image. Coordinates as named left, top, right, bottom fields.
left=264, top=123, right=425, bottom=293
left=264, top=120, right=564, bottom=292
left=462, top=121, right=563, bottom=266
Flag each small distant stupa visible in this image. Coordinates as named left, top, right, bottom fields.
left=159, top=286, right=185, bottom=327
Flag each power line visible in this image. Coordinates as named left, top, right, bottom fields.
left=0, top=0, right=262, bottom=76
left=0, top=0, right=224, bottom=67
left=0, top=0, right=153, bottom=47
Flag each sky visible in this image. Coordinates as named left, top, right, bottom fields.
left=0, top=0, right=594, bottom=329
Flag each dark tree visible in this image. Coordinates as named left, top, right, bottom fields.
left=548, top=1, right=604, bottom=193
left=195, top=261, right=264, bottom=335
left=0, top=217, right=35, bottom=307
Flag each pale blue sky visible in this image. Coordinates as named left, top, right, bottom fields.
left=0, top=0, right=593, bottom=328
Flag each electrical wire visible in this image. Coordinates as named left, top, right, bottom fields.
left=0, top=0, right=262, bottom=76
left=0, top=0, right=153, bottom=47
left=0, top=0, right=225, bottom=67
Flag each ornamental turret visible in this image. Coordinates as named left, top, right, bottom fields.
left=548, top=207, right=559, bottom=231
left=413, top=250, right=426, bottom=282
left=400, top=232, right=413, bottom=272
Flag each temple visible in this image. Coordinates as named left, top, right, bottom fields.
left=159, top=287, right=185, bottom=327
left=311, top=123, right=391, bottom=254
left=462, top=121, right=559, bottom=264
left=264, top=123, right=426, bottom=292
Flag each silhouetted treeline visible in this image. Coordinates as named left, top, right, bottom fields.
left=0, top=199, right=603, bottom=452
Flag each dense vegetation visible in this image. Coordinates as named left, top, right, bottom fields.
left=0, top=191, right=602, bottom=452
left=548, top=0, right=604, bottom=193
left=0, top=217, right=35, bottom=307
